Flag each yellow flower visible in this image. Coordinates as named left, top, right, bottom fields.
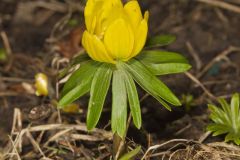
left=35, top=73, right=48, bottom=96
left=82, top=0, right=149, bottom=63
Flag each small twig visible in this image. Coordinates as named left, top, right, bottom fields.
left=0, top=92, right=20, bottom=97
left=198, top=131, right=211, bottom=143
left=186, top=41, right=202, bottom=70
left=140, top=93, right=149, bottom=102
left=0, top=77, right=32, bottom=83
left=227, top=0, right=240, bottom=5
left=12, top=124, right=112, bottom=140
left=214, top=8, right=229, bottom=24
left=26, top=130, right=46, bottom=158
left=208, top=142, right=240, bottom=151
left=147, top=134, right=151, bottom=150
left=11, top=108, right=22, bottom=136
left=30, top=1, right=67, bottom=13
left=174, top=123, right=192, bottom=136
left=141, top=139, right=190, bottom=160
left=71, top=134, right=109, bottom=141
left=185, top=72, right=217, bottom=100
left=146, top=151, right=170, bottom=159
left=169, top=148, right=187, bottom=160
left=47, top=10, right=72, bottom=43
left=1, top=31, right=12, bottom=55
left=44, top=129, right=71, bottom=146
left=197, top=46, right=240, bottom=78
left=8, top=136, right=21, bottom=160
left=197, top=0, right=240, bottom=14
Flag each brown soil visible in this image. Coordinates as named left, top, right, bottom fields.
left=0, top=0, right=240, bottom=159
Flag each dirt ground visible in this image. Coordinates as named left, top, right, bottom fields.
left=0, top=0, right=240, bottom=159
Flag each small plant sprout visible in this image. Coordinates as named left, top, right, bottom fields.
left=34, top=73, right=49, bottom=96
left=207, top=93, right=240, bottom=145
left=181, top=94, right=195, bottom=112
left=59, top=0, right=191, bottom=158
left=0, top=48, right=7, bottom=61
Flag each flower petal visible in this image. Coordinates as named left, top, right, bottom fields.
left=84, top=0, right=101, bottom=33
left=144, top=11, right=149, bottom=22
left=131, top=19, right=148, bottom=58
left=82, top=31, right=115, bottom=63
left=104, top=19, right=134, bottom=60
left=85, top=0, right=123, bottom=34
left=124, top=0, right=142, bottom=30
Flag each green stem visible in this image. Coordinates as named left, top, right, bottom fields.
left=113, top=114, right=132, bottom=159
left=113, top=133, right=124, bottom=159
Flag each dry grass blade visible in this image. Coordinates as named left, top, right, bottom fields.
left=13, top=124, right=112, bottom=139
left=184, top=72, right=217, bottom=100
left=25, top=130, right=46, bottom=158
left=141, top=139, right=189, bottom=160
left=44, top=129, right=71, bottom=146
left=197, top=46, right=240, bottom=78
left=7, top=136, right=21, bottom=160
left=0, top=31, right=12, bottom=56
left=186, top=41, right=202, bottom=71
left=142, top=139, right=240, bottom=160
left=197, top=0, right=240, bottom=14
left=71, top=134, right=110, bottom=141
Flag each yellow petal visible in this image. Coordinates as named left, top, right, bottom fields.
left=144, top=11, right=149, bottom=22
left=104, top=19, right=134, bottom=60
left=82, top=31, right=115, bottom=63
left=131, top=19, right=148, bottom=58
left=85, top=0, right=123, bottom=34
left=84, top=0, right=99, bottom=33
left=97, top=1, right=125, bottom=36
left=35, top=73, right=48, bottom=96
left=82, top=31, right=97, bottom=61
left=124, top=0, right=142, bottom=29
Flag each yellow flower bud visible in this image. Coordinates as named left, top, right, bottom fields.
left=35, top=73, right=48, bottom=96
left=82, top=0, right=149, bottom=63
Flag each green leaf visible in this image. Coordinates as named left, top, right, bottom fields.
left=219, top=98, right=231, bottom=122
left=234, top=138, right=240, bottom=145
left=146, top=63, right=191, bottom=75
left=120, top=59, right=181, bottom=110
left=207, top=124, right=229, bottom=136
left=87, top=63, right=113, bottom=130
left=59, top=61, right=99, bottom=107
left=71, top=53, right=91, bottom=65
left=58, top=53, right=91, bottom=78
left=207, top=93, right=240, bottom=145
left=119, top=146, right=141, bottom=160
left=231, top=93, right=240, bottom=132
left=137, top=50, right=188, bottom=64
left=225, top=133, right=235, bottom=142
left=123, top=70, right=141, bottom=129
left=146, top=34, right=176, bottom=47
left=112, top=69, right=127, bottom=138
left=137, top=50, right=191, bottom=75
left=208, top=104, right=230, bottom=125
left=61, top=60, right=99, bottom=96
left=59, top=81, right=91, bottom=107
